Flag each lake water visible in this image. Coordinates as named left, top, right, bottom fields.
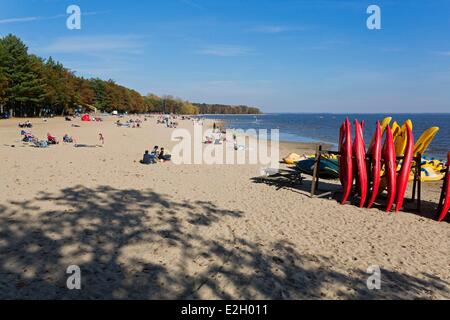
left=204, top=113, right=450, bottom=160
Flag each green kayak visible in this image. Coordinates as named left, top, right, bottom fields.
left=295, top=158, right=340, bottom=179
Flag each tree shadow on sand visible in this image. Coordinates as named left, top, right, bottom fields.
left=252, top=174, right=449, bottom=223
left=0, top=185, right=448, bottom=299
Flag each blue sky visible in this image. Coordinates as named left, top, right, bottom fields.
left=1, top=0, right=449, bottom=113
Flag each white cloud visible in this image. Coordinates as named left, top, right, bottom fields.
left=248, top=25, right=307, bottom=34
left=0, top=17, right=39, bottom=24
left=40, top=35, right=146, bottom=55
left=434, top=51, right=450, bottom=56
left=0, top=12, right=103, bottom=25
left=198, top=45, right=251, bottom=57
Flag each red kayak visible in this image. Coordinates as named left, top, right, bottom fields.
left=367, top=121, right=382, bottom=208
left=339, top=122, right=345, bottom=186
left=353, top=120, right=367, bottom=208
left=340, top=118, right=353, bottom=204
left=438, top=152, right=450, bottom=222
left=395, top=123, right=414, bottom=212
left=383, top=126, right=397, bottom=212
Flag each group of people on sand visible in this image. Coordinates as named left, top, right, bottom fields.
left=116, top=119, right=142, bottom=128
left=141, top=146, right=171, bottom=165
left=20, top=128, right=104, bottom=148
left=18, top=121, right=33, bottom=128
left=21, top=130, right=74, bottom=147
left=156, top=116, right=178, bottom=128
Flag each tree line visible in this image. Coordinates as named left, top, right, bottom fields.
left=193, top=103, right=261, bottom=115
left=0, top=34, right=262, bottom=117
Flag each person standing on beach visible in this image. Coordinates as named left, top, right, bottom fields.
left=99, top=133, right=104, bottom=145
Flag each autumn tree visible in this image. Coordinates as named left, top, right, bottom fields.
left=0, top=34, right=261, bottom=117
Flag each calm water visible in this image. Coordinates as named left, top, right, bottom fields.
left=204, top=114, right=450, bottom=160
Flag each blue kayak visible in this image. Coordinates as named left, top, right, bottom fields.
left=295, top=158, right=340, bottom=179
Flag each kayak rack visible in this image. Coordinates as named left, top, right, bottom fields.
left=310, top=145, right=423, bottom=211
left=310, top=145, right=340, bottom=199
left=410, top=153, right=423, bottom=212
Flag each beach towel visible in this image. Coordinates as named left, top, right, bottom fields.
left=74, top=144, right=100, bottom=148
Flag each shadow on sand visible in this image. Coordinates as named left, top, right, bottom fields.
left=0, top=185, right=448, bottom=299
left=252, top=172, right=448, bottom=223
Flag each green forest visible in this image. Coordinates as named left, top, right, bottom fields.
left=193, top=103, right=261, bottom=115
left=0, top=34, right=261, bottom=117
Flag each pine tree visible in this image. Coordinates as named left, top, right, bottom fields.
left=0, top=35, right=46, bottom=116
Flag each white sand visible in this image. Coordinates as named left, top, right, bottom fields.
left=0, top=116, right=448, bottom=299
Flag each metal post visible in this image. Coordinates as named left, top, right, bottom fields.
left=315, top=145, right=322, bottom=193
left=311, top=145, right=322, bottom=197
left=437, top=175, right=446, bottom=218
left=412, top=155, right=418, bottom=202
left=417, top=153, right=422, bottom=212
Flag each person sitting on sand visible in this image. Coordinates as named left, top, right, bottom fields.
left=63, top=134, right=74, bottom=143
left=19, top=121, right=32, bottom=128
left=22, top=133, right=34, bottom=142
left=140, top=150, right=157, bottom=165
left=47, top=133, right=59, bottom=144
left=204, top=136, right=213, bottom=144
left=151, top=146, right=159, bottom=155
left=158, top=148, right=172, bottom=162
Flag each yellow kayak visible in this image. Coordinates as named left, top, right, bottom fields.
left=395, top=120, right=413, bottom=156
left=380, top=117, right=392, bottom=135
left=391, top=121, right=401, bottom=142
left=369, top=117, right=392, bottom=151
left=414, top=127, right=439, bottom=156
left=282, top=153, right=302, bottom=164
left=408, top=166, right=445, bottom=182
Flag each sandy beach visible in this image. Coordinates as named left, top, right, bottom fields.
left=0, top=116, right=448, bottom=300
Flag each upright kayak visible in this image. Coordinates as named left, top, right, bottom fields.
left=438, top=152, right=450, bottom=222
left=339, top=122, right=345, bottom=185
left=414, top=127, right=439, bottom=156
left=391, top=121, right=401, bottom=142
left=380, top=117, right=393, bottom=135
left=383, top=126, right=397, bottom=212
left=367, top=121, right=382, bottom=208
left=395, top=120, right=413, bottom=156
left=340, top=118, right=353, bottom=204
left=353, top=120, right=367, bottom=208
left=368, top=117, right=392, bottom=151
left=395, top=123, right=414, bottom=212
